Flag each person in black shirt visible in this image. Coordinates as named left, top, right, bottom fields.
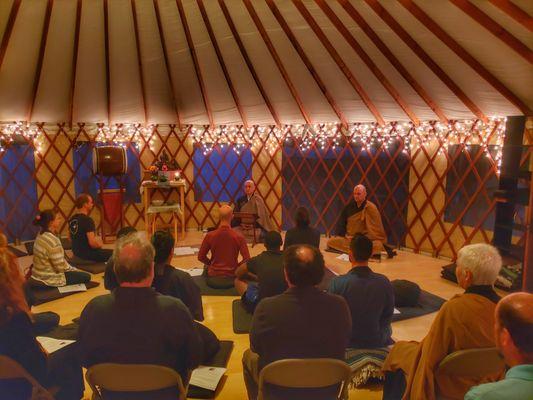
left=79, top=232, right=201, bottom=390
left=329, top=234, right=394, bottom=348
left=234, top=231, right=287, bottom=312
left=283, top=206, right=321, bottom=249
left=68, top=194, right=113, bottom=262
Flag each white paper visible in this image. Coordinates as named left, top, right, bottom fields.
left=58, top=283, right=87, bottom=293
left=36, top=336, right=75, bottom=354
left=335, top=254, right=350, bottom=262
left=177, top=267, right=204, bottom=277
left=394, top=308, right=401, bottom=315
left=174, top=246, right=199, bottom=256
left=189, top=366, right=226, bottom=391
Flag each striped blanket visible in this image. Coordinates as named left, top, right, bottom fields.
left=345, top=347, right=390, bottom=387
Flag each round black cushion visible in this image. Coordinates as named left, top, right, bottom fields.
left=392, top=279, right=421, bottom=307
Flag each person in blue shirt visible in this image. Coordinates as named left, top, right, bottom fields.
left=329, top=234, right=394, bottom=348
left=465, top=292, right=533, bottom=400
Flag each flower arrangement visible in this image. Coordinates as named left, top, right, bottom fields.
left=149, top=151, right=180, bottom=183
left=149, top=165, right=158, bottom=181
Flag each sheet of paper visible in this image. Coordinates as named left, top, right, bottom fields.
left=177, top=267, right=204, bottom=277
left=36, top=336, right=75, bottom=354
left=189, top=366, right=227, bottom=391
left=58, top=283, right=87, bottom=293
left=394, top=308, right=401, bottom=315
left=174, top=246, right=199, bottom=256
left=335, top=254, right=350, bottom=262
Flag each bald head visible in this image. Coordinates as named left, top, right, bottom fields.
left=497, top=292, right=533, bottom=361
left=283, top=244, right=325, bottom=287
left=353, top=184, right=367, bottom=205
left=219, top=205, right=233, bottom=223
left=113, top=232, right=155, bottom=284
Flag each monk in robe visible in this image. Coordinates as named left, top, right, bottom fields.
left=233, top=180, right=276, bottom=241
left=382, top=243, right=505, bottom=400
left=327, top=185, right=390, bottom=257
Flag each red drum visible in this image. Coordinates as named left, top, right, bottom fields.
left=93, top=146, right=127, bottom=176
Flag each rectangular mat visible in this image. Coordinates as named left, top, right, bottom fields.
left=193, top=276, right=239, bottom=296
left=187, top=340, right=234, bottom=399
left=30, top=281, right=100, bottom=305
left=233, top=290, right=446, bottom=334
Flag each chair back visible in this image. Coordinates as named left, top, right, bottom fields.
left=0, top=355, right=54, bottom=400
left=86, top=363, right=187, bottom=400
left=437, top=347, right=505, bottom=378
left=257, top=358, right=351, bottom=400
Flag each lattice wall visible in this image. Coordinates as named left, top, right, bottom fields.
left=1, top=121, right=526, bottom=261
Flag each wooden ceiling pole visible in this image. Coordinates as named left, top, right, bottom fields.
left=242, top=0, right=311, bottom=124
left=450, top=0, right=532, bottom=64
left=488, top=0, right=533, bottom=32
left=130, top=0, right=148, bottom=126
left=153, top=0, right=182, bottom=129
left=294, top=0, right=405, bottom=125
left=28, top=0, right=54, bottom=123
left=218, top=0, right=281, bottom=127
left=196, top=0, right=248, bottom=128
left=329, top=0, right=448, bottom=123
left=398, top=0, right=532, bottom=116
left=364, top=0, right=487, bottom=121
left=264, top=0, right=348, bottom=127
left=68, top=0, right=82, bottom=129
left=175, top=0, right=214, bottom=127
left=0, top=0, right=21, bottom=72
left=103, top=0, right=111, bottom=125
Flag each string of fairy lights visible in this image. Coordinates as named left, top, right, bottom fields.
left=0, top=118, right=506, bottom=171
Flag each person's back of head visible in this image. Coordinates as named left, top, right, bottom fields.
left=75, top=194, right=91, bottom=210
left=0, top=232, right=30, bottom=325
left=295, top=207, right=310, bottom=228
left=116, top=226, right=137, bottom=239
left=496, top=292, right=533, bottom=365
left=152, top=230, right=175, bottom=265
left=456, top=243, right=501, bottom=287
left=264, top=231, right=282, bottom=251
left=350, top=234, right=373, bottom=262
left=219, top=204, right=233, bottom=225
left=113, top=232, right=155, bottom=286
left=283, top=245, right=324, bottom=287
left=32, top=209, right=56, bottom=233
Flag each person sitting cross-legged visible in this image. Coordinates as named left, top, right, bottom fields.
left=329, top=234, right=394, bottom=349
left=242, top=244, right=352, bottom=400
left=198, top=205, right=250, bottom=289
left=79, top=232, right=201, bottom=398
left=234, top=231, right=287, bottom=313
left=283, top=206, right=321, bottom=249
left=465, top=292, right=533, bottom=400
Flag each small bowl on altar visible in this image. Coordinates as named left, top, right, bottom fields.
left=152, top=200, right=164, bottom=206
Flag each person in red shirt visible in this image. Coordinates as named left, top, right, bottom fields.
left=198, top=205, right=250, bottom=289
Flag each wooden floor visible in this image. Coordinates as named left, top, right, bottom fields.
left=32, top=231, right=464, bottom=400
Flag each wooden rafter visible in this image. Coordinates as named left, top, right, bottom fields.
left=130, top=0, right=148, bottom=125
left=264, top=0, right=347, bottom=126
left=294, top=0, right=407, bottom=124
left=450, top=0, right=532, bottom=64
left=0, top=0, right=21, bottom=72
left=103, top=0, right=111, bottom=125
left=398, top=0, right=532, bottom=115
left=242, top=0, right=311, bottom=124
left=68, top=0, right=82, bottom=129
left=28, top=0, right=54, bottom=123
left=175, top=0, right=213, bottom=127
left=364, top=0, right=487, bottom=121
left=218, top=0, right=281, bottom=127
left=196, top=0, right=247, bottom=128
left=153, top=0, right=182, bottom=129
left=329, top=0, right=448, bottom=123
left=488, top=0, right=533, bottom=33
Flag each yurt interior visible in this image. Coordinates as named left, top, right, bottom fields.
left=0, top=0, right=531, bottom=399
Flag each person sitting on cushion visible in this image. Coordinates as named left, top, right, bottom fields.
left=382, top=243, right=505, bottom=400
left=327, top=185, right=395, bottom=259
left=198, top=205, right=250, bottom=289
left=68, top=194, right=112, bottom=262
left=0, top=236, right=84, bottom=400
left=31, top=209, right=90, bottom=287
left=234, top=231, right=287, bottom=313
left=283, top=206, right=321, bottom=249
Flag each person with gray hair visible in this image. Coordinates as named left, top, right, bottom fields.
left=79, top=232, right=201, bottom=392
left=383, top=243, right=504, bottom=399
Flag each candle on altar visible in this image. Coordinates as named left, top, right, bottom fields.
left=174, top=171, right=181, bottom=181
